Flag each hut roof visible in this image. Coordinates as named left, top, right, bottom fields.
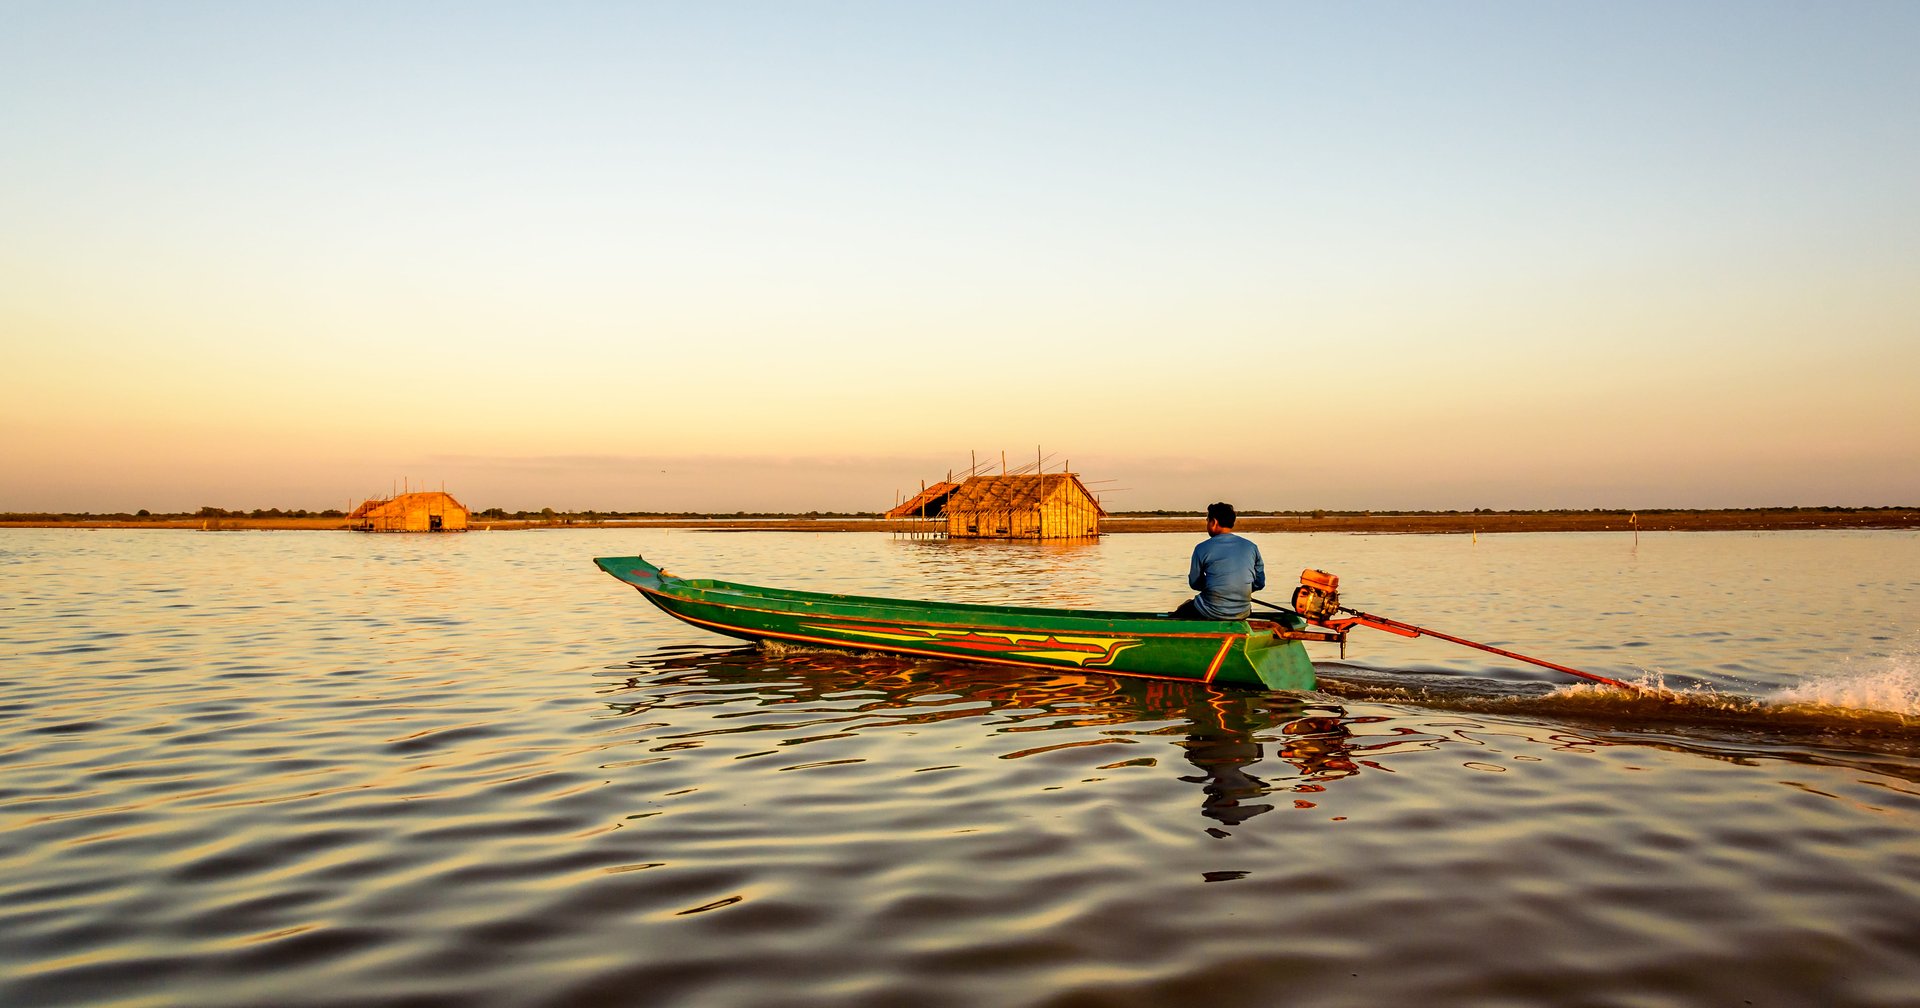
left=885, top=481, right=962, bottom=519
left=349, top=491, right=468, bottom=517
left=943, top=474, right=1107, bottom=516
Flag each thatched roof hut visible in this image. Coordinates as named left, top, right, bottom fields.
left=347, top=491, right=469, bottom=533
left=939, top=473, right=1104, bottom=539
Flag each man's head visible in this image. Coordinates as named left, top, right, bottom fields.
left=1206, top=501, right=1236, bottom=533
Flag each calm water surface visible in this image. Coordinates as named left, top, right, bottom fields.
left=2, top=528, right=1917, bottom=1007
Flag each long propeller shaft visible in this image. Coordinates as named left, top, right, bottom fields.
left=1333, top=609, right=1639, bottom=691
left=1253, top=598, right=1640, bottom=692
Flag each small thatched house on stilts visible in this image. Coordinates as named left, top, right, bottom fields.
left=347, top=491, right=469, bottom=532
left=888, top=471, right=1105, bottom=540
left=942, top=473, right=1104, bottom=539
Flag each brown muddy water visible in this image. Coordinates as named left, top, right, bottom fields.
left=2, top=528, right=1916, bottom=1007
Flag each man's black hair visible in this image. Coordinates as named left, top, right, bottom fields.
left=1207, top=502, right=1236, bottom=528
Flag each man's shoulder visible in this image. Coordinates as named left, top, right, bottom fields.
left=1220, top=532, right=1261, bottom=557
left=1196, top=532, right=1252, bottom=553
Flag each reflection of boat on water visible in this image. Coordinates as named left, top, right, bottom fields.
left=594, top=554, right=1331, bottom=689
left=601, top=644, right=1382, bottom=828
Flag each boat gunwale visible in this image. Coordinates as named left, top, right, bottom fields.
left=630, top=581, right=1278, bottom=643
left=644, top=590, right=1263, bottom=686
left=596, top=555, right=1297, bottom=635
left=666, top=576, right=1194, bottom=624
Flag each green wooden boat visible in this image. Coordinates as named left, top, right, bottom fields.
left=594, top=554, right=1334, bottom=690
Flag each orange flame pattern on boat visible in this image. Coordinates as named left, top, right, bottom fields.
left=801, top=623, right=1144, bottom=668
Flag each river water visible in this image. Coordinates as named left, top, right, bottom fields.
left=2, top=528, right=1916, bottom=1007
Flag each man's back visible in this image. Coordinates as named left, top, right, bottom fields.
left=1188, top=532, right=1265, bottom=619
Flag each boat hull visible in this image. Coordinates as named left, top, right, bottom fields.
left=594, top=555, right=1317, bottom=690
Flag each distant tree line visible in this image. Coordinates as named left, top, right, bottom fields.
left=3, top=505, right=1914, bottom=523
left=0, top=507, right=348, bottom=521
left=1110, top=506, right=1916, bottom=517
left=191, top=506, right=348, bottom=519
left=469, top=508, right=885, bottom=521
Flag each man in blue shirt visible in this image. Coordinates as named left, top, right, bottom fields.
left=1171, top=502, right=1265, bottom=620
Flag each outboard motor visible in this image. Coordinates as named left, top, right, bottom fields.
left=1291, top=569, right=1341, bottom=621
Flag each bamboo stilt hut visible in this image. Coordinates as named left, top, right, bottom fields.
left=347, top=491, right=470, bottom=533
left=937, top=473, right=1105, bottom=539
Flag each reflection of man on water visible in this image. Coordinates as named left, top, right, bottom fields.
left=1170, top=502, right=1265, bottom=620
left=1177, top=694, right=1365, bottom=829
left=1178, top=694, right=1274, bottom=827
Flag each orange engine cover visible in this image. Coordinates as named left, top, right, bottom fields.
left=1292, top=569, right=1341, bottom=620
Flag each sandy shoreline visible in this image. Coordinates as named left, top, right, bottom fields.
left=4, top=509, right=1915, bottom=534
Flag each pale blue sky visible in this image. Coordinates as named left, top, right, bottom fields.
left=3, top=2, right=1916, bottom=512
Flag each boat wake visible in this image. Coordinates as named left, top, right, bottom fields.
left=1767, top=650, right=1920, bottom=717
left=1314, top=655, right=1920, bottom=754
left=752, top=640, right=1920, bottom=755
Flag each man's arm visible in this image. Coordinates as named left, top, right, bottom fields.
left=1252, top=546, right=1266, bottom=593
left=1189, top=543, right=1206, bottom=591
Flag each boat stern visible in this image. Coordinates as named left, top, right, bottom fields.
left=1244, top=633, right=1317, bottom=691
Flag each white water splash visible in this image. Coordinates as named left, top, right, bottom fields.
left=1769, top=651, right=1920, bottom=717
left=1546, top=668, right=1746, bottom=711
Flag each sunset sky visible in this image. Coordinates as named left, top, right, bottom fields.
left=4, top=2, right=1916, bottom=513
